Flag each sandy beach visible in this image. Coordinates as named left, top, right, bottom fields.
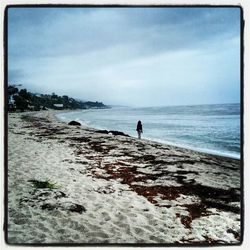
left=6, top=110, right=242, bottom=245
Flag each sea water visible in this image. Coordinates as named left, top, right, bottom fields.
left=56, top=103, right=241, bottom=159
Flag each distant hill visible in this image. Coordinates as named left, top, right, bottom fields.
left=7, top=85, right=108, bottom=112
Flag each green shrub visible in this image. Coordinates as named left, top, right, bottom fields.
left=28, top=179, right=58, bottom=190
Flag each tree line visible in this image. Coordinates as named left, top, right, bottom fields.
left=7, top=85, right=107, bottom=112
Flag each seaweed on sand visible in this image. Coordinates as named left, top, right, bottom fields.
left=28, top=179, right=58, bottom=190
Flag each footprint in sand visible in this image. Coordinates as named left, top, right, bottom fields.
left=86, top=232, right=110, bottom=239
left=132, top=227, right=146, bottom=236
left=116, top=212, right=127, bottom=221
left=116, top=222, right=131, bottom=235
left=13, top=218, right=28, bottom=225
left=85, top=223, right=102, bottom=231
left=149, top=235, right=164, bottom=242
left=66, top=220, right=86, bottom=232
left=143, top=225, right=155, bottom=233
left=101, top=211, right=112, bottom=222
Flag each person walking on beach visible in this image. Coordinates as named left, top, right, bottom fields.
left=136, top=120, right=143, bottom=139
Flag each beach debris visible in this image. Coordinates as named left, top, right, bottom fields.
left=68, top=203, right=86, bottom=214
left=96, top=130, right=109, bottom=134
left=68, top=120, right=81, bottom=126
left=41, top=203, right=55, bottom=210
left=21, top=115, right=50, bottom=124
left=55, top=191, right=67, bottom=199
left=88, top=141, right=116, bottom=154
left=184, top=203, right=211, bottom=220
left=66, top=136, right=91, bottom=143
left=40, top=202, right=86, bottom=214
left=109, top=130, right=130, bottom=137
left=180, top=215, right=193, bottom=229
left=203, top=235, right=225, bottom=244
left=95, top=129, right=130, bottom=137
left=91, top=161, right=240, bottom=216
left=28, top=179, right=58, bottom=190
left=94, top=185, right=116, bottom=194
left=22, top=183, right=85, bottom=214
left=227, top=229, right=240, bottom=240
left=138, top=154, right=156, bottom=162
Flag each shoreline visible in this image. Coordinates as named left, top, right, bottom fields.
left=7, top=110, right=241, bottom=244
left=142, top=137, right=240, bottom=160
left=55, top=109, right=240, bottom=161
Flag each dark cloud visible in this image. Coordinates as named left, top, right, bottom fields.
left=8, top=7, right=240, bottom=58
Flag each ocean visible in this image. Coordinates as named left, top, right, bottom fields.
left=56, top=103, right=241, bottom=159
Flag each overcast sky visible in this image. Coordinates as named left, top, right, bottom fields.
left=8, top=7, right=241, bottom=107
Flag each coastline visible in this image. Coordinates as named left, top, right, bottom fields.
left=7, top=110, right=241, bottom=244
left=55, top=109, right=240, bottom=160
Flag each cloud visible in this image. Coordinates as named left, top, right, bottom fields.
left=8, top=7, right=240, bottom=59
left=8, top=7, right=241, bottom=106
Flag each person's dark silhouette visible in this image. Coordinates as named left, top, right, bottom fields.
left=136, top=120, right=143, bottom=139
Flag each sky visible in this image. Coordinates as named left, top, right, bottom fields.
left=8, top=7, right=241, bottom=107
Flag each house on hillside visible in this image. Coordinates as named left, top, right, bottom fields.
left=8, top=95, right=16, bottom=111
left=53, top=103, right=64, bottom=109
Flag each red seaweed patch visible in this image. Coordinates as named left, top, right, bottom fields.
left=90, top=161, right=240, bottom=221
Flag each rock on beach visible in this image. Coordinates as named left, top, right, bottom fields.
left=68, top=120, right=81, bottom=126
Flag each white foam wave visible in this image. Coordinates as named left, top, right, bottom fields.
left=143, top=136, right=240, bottom=159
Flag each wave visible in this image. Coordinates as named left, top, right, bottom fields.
left=55, top=104, right=240, bottom=160
left=142, top=136, right=240, bottom=159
